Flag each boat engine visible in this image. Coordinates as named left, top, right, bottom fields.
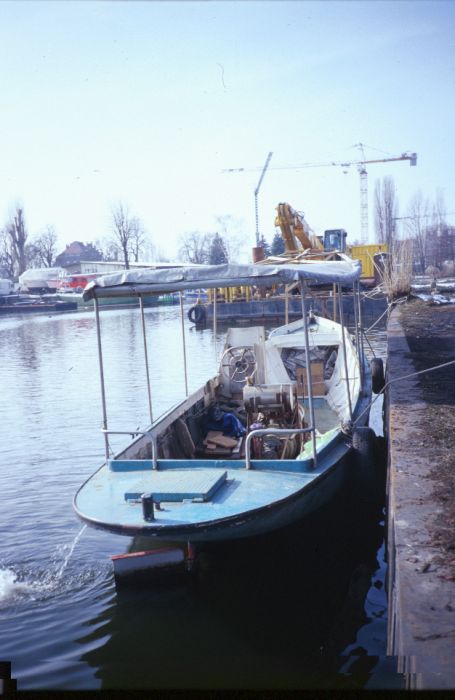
left=243, top=383, right=303, bottom=459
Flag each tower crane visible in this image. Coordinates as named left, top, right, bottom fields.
left=224, top=148, right=417, bottom=244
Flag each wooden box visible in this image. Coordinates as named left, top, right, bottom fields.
left=296, top=361, right=325, bottom=396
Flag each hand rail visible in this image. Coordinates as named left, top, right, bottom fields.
left=244, top=427, right=314, bottom=470
left=101, top=429, right=158, bottom=470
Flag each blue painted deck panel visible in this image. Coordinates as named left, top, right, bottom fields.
left=123, top=468, right=227, bottom=502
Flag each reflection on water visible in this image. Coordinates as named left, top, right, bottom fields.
left=0, top=306, right=403, bottom=690
left=80, top=486, right=394, bottom=690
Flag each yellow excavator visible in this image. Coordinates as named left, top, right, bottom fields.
left=273, top=202, right=386, bottom=280
left=274, top=202, right=325, bottom=253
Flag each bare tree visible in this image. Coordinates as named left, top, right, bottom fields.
left=432, top=188, right=447, bottom=234
left=374, top=177, right=398, bottom=249
left=110, top=202, right=134, bottom=269
left=129, top=217, right=147, bottom=263
left=24, top=242, right=41, bottom=269
left=178, top=231, right=212, bottom=264
left=405, top=191, right=430, bottom=273
left=29, top=225, right=58, bottom=267
left=6, top=205, right=28, bottom=275
left=0, top=228, right=15, bottom=278
left=426, top=196, right=454, bottom=270
left=142, top=239, right=169, bottom=262
left=215, top=215, right=243, bottom=262
left=96, top=237, right=118, bottom=262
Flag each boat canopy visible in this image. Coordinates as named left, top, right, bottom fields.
left=82, top=260, right=361, bottom=300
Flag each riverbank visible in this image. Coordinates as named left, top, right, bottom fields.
left=386, top=298, right=455, bottom=688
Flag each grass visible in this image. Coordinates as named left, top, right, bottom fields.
left=377, top=239, right=414, bottom=299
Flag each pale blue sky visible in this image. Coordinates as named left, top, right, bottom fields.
left=1, top=0, right=454, bottom=259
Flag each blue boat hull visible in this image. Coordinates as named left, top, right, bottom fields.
left=74, top=432, right=359, bottom=544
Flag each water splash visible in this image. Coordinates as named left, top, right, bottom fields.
left=0, top=525, right=89, bottom=604
left=55, top=525, right=87, bottom=579
left=0, top=567, right=34, bottom=602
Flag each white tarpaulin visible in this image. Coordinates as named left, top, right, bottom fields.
left=82, top=260, right=361, bottom=300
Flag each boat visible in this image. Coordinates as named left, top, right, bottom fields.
left=56, top=289, right=177, bottom=309
left=18, top=267, right=65, bottom=293
left=52, top=272, right=100, bottom=292
left=184, top=288, right=208, bottom=302
left=74, top=260, right=379, bottom=545
left=0, top=279, right=14, bottom=295
left=55, top=273, right=174, bottom=309
left=0, top=293, right=77, bottom=314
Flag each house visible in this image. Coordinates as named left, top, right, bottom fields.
left=55, top=241, right=103, bottom=271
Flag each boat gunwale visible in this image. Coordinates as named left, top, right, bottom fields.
left=73, top=450, right=345, bottom=538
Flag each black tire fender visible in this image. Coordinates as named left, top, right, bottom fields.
left=370, top=357, right=385, bottom=394
left=188, top=305, right=206, bottom=324
left=352, top=426, right=385, bottom=504
left=352, top=426, right=376, bottom=469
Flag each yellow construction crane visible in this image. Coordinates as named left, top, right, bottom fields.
left=224, top=147, right=417, bottom=244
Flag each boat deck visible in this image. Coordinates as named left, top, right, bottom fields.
left=75, top=394, right=345, bottom=534
left=75, top=461, right=321, bottom=530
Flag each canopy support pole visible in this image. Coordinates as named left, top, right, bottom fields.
left=180, top=292, right=189, bottom=396
left=356, top=280, right=366, bottom=384
left=139, top=295, right=153, bottom=424
left=300, top=281, right=317, bottom=467
left=213, top=288, right=217, bottom=364
left=94, top=296, right=109, bottom=461
left=352, top=283, right=362, bottom=390
left=285, top=284, right=289, bottom=325
left=337, top=284, right=353, bottom=420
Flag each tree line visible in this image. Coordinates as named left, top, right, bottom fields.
left=1, top=180, right=454, bottom=280
left=374, top=177, right=454, bottom=274
left=0, top=202, right=165, bottom=279
left=0, top=203, right=253, bottom=280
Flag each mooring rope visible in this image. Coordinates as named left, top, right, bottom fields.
left=364, top=295, right=407, bottom=334
left=352, top=358, right=455, bottom=428
left=360, top=284, right=384, bottom=299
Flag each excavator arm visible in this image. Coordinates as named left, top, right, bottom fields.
left=274, top=203, right=324, bottom=253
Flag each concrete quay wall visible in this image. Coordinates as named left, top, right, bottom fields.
left=386, top=305, right=455, bottom=689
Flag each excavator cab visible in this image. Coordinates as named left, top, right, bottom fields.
left=323, top=229, right=347, bottom=253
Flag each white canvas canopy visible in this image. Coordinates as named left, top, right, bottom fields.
left=82, top=259, right=361, bottom=300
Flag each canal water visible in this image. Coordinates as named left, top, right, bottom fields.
left=0, top=304, right=402, bottom=690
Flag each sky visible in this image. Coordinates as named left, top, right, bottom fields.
left=1, top=0, right=454, bottom=261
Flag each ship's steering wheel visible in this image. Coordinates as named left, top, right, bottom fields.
left=221, top=346, right=258, bottom=384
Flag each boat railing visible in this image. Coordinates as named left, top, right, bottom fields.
left=101, top=429, right=158, bottom=470
left=244, top=427, right=314, bottom=470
